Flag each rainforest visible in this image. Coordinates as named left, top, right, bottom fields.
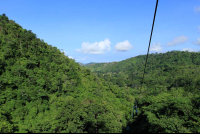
left=0, top=14, right=200, bottom=133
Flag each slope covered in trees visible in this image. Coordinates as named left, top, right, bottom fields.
left=86, top=51, right=200, bottom=133
left=0, top=14, right=136, bottom=133
left=87, top=51, right=200, bottom=91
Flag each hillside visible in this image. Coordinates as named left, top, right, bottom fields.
left=85, top=51, right=200, bottom=133
left=86, top=51, right=200, bottom=90
left=0, top=14, right=135, bottom=133
left=84, top=61, right=118, bottom=72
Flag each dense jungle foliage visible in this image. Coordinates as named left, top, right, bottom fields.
left=0, top=14, right=199, bottom=133
left=0, top=14, right=135, bottom=133
left=85, top=51, right=200, bottom=133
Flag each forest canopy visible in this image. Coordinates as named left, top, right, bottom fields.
left=0, top=14, right=134, bottom=133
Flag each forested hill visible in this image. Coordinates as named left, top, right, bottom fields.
left=85, top=51, right=200, bottom=90
left=0, top=14, right=135, bottom=133
left=86, top=51, right=200, bottom=73
left=84, top=51, right=200, bottom=133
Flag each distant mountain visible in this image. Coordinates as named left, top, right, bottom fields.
left=76, top=62, right=107, bottom=67
left=84, top=51, right=200, bottom=89
left=84, top=62, right=98, bottom=66
left=76, top=62, right=85, bottom=66
left=83, top=61, right=118, bottom=72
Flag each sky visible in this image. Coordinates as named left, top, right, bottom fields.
left=1, top=0, right=200, bottom=64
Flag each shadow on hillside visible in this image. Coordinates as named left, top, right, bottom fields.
left=83, top=121, right=109, bottom=133
left=122, top=116, right=140, bottom=133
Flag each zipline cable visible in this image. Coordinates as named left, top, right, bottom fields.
left=128, top=0, right=159, bottom=130
left=131, top=0, right=159, bottom=121
left=140, top=0, right=159, bottom=93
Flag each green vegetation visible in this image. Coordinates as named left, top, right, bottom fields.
left=77, top=62, right=104, bottom=67
left=0, top=14, right=134, bottom=133
left=87, top=51, right=200, bottom=91
left=86, top=51, right=200, bottom=133
left=0, top=14, right=199, bottom=133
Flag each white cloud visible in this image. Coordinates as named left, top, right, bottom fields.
left=75, top=38, right=111, bottom=54
left=167, top=36, right=188, bottom=46
left=114, top=40, right=133, bottom=51
left=193, top=38, right=200, bottom=45
left=181, top=48, right=197, bottom=52
left=150, top=43, right=163, bottom=52
left=194, top=6, right=200, bottom=13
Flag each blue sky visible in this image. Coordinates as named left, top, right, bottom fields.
left=1, top=0, right=200, bottom=64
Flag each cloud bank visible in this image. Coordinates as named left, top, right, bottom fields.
left=167, top=36, right=188, bottom=46
left=75, top=38, right=111, bottom=54
left=150, top=43, right=163, bottom=52
left=115, top=40, right=133, bottom=51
